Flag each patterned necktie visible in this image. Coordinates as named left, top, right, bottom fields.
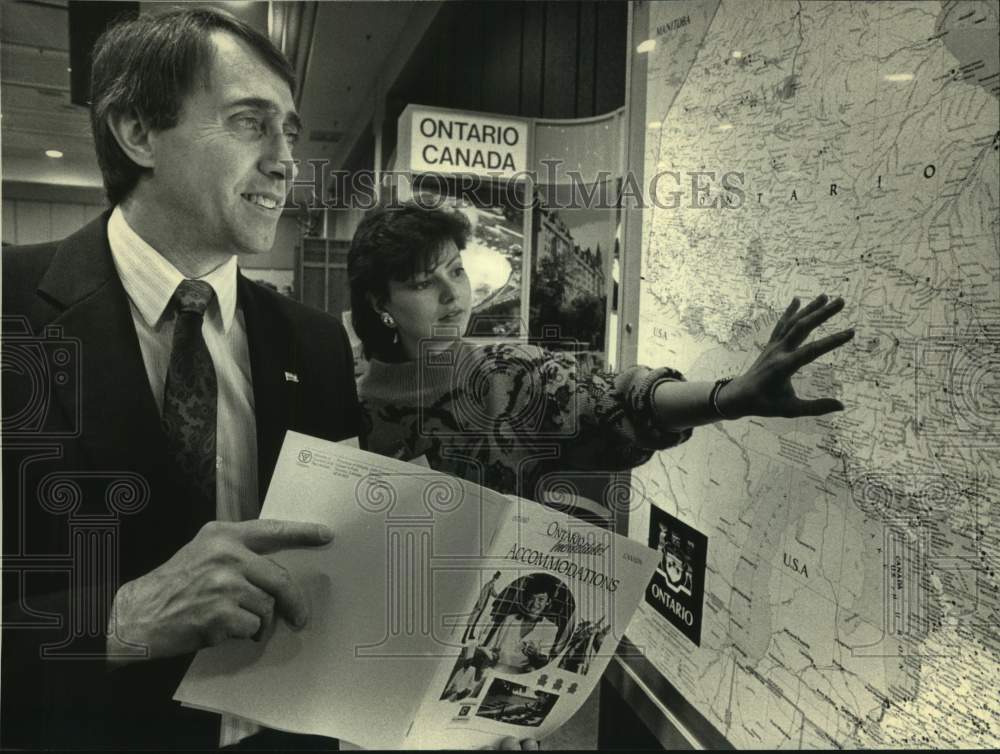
left=162, top=279, right=217, bottom=527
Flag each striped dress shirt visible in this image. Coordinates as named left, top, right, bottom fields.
left=107, top=206, right=260, bottom=745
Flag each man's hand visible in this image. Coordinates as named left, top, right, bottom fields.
left=720, top=293, right=854, bottom=419
left=106, top=519, right=333, bottom=664
left=521, top=640, right=540, bottom=656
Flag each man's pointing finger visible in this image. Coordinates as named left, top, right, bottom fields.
left=235, top=519, right=334, bottom=554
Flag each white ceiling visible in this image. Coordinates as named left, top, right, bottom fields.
left=1, top=0, right=433, bottom=191
left=1, top=0, right=99, bottom=186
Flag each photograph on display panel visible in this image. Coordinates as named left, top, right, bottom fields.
left=408, top=175, right=527, bottom=339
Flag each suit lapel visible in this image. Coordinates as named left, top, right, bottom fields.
left=36, top=216, right=295, bottom=506
left=37, top=213, right=168, bottom=480
left=238, top=276, right=292, bottom=501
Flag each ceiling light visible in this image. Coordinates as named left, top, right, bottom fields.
left=636, top=39, right=656, bottom=54
left=647, top=121, right=662, bottom=129
left=884, top=73, right=914, bottom=82
left=718, top=124, right=734, bottom=130
left=45, top=150, right=64, bottom=159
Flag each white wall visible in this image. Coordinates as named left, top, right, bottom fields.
left=1, top=198, right=106, bottom=246
left=2, top=198, right=300, bottom=277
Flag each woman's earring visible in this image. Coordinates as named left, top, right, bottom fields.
left=380, top=311, right=399, bottom=344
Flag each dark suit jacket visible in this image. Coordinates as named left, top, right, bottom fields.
left=1, top=212, right=358, bottom=749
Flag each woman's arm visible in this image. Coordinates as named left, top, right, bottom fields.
left=529, top=352, right=692, bottom=471
left=652, top=294, right=854, bottom=431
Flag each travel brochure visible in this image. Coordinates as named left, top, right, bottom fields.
left=175, top=432, right=659, bottom=749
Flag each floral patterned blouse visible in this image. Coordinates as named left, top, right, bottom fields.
left=358, top=341, right=692, bottom=500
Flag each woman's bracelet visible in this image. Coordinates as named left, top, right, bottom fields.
left=709, top=378, right=735, bottom=420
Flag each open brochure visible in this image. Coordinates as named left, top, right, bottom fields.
left=175, top=431, right=659, bottom=749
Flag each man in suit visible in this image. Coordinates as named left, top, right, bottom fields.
left=2, top=8, right=357, bottom=749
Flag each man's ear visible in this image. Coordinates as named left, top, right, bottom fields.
left=106, top=110, right=157, bottom=169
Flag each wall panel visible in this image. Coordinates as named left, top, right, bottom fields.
left=481, top=2, right=521, bottom=114
left=48, top=203, right=86, bottom=242
left=519, top=1, right=546, bottom=116
left=14, top=201, right=51, bottom=246
left=382, top=2, right=627, bottom=160
left=2, top=200, right=17, bottom=245
left=575, top=2, right=597, bottom=117
left=594, top=2, right=627, bottom=114
left=2, top=199, right=106, bottom=246
left=541, top=2, right=579, bottom=118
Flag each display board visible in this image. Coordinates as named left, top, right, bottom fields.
left=620, top=0, right=999, bottom=748
left=392, top=104, right=627, bottom=354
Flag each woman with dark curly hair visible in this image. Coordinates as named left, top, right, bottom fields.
left=348, top=201, right=853, bottom=502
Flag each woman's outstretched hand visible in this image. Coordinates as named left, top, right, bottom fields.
left=719, top=294, right=854, bottom=420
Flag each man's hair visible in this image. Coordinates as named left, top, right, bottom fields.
left=90, top=7, right=296, bottom=205
left=347, top=201, right=471, bottom=360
